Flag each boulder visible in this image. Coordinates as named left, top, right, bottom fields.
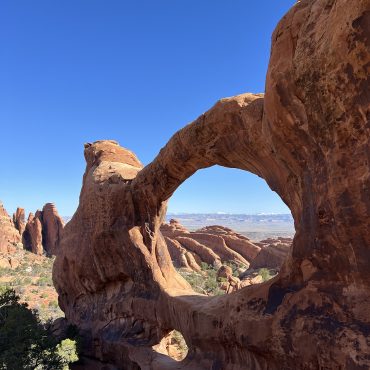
left=216, top=265, right=233, bottom=280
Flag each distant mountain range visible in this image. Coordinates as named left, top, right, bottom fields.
left=62, top=213, right=294, bottom=241
left=165, top=213, right=294, bottom=241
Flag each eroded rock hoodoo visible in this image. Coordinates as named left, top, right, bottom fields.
left=21, top=203, right=64, bottom=256
left=53, top=1, right=370, bottom=369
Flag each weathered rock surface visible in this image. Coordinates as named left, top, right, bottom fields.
left=13, top=207, right=26, bottom=236
left=23, top=212, right=43, bottom=255
left=41, top=203, right=64, bottom=255
left=21, top=203, right=64, bottom=255
left=53, top=1, right=370, bottom=369
left=0, top=202, right=21, bottom=253
left=161, top=220, right=259, bottom=270
left=249, top=237, right=292, bottom=270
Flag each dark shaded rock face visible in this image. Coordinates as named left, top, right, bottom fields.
left=53, top=1, right=370, bottom=369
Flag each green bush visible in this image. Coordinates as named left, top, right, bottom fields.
left=0, top=288, right=78, bottom=370
left=57, top=339, right=79, bottom=370
left=178, top=268, right=224, bottom=296
left=48, top=301, right=59, bottom=308
left=36, top=276, right=53, bottom=287
left=259, top=268, right=272, bottom=282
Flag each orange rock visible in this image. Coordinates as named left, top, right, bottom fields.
left=53, top=1, right=370, bottom=368
left=41, top=203, right=64, bottom=255
left=24, top=213, right=43, bottom=255
left=161, top=222, right=258, bottom=270
left=13, top=207, right=26, bottom=236
left=0, top=202, right=21, bottom=253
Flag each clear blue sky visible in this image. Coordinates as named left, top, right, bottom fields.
left=0, top=0, right=294, bottom=217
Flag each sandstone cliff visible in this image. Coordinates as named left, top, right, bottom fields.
left=53, top=1, right=370, bottom=369
left=41, top=203, right=65, bottom=255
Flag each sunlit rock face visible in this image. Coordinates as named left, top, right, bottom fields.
left=53, top=0, right=370, bottom=369
left=22, top=203, right=64, bottom=256
left=41, top=203, right=64, bottom=255
left=161, top=220, right=261, bottom=271
left=0, top=202, right=21, bottom=267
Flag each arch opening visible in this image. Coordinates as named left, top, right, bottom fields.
left=162, top=166, right=295, bottom=296
left=152, top=329, right=189, bottom=362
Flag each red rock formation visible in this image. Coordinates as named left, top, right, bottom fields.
left=21, top=203, right=64, bottom=256
left=199, top=225, right=261, bottom=261
left=249, top=243, right=290, bottom=271
left=53, top=1, right=370, bottom=369
left=41, top=203, right=64, bottom=255
left=23, top=212, right=43, bottom=255
left=249, top=237, right=292, bottom=270
left=0, top=202, right=21, bottom=254
left=161, top=220, right=260, bottom=270
left=13, top=207, right=26, bottom=236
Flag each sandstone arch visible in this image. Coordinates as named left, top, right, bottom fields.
left=53, top=0, right=370, bottom=368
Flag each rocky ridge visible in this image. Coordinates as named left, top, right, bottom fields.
left=162, top=219, right=290, bottom=272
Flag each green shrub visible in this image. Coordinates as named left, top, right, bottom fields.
left=178, top=268, right=224, bottom=296
left=259, top=268, right=272, bottom=282
left=57, top=339, right=79, bottom=370
left=0, top=288, right=78, bottom=370
left=36, top=276, right=52, bottom=287
left=48, top=301, right=59, bottom=308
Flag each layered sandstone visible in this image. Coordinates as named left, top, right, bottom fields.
left=161, top=220, right=260, bottom=270
left=54, top=1, right=370, bottom=369
left=41, top=203, right=64, bottom=255
left=23, top=212, right=43, bottom=255
left=0, top=203, right=21, bottom=252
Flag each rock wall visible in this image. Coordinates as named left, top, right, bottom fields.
left=53, top=1, right=370, bottom=369
left=41, top=203, right=65, bottom=255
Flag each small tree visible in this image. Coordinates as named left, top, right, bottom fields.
left=0, top=288, right=78, bottom=370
